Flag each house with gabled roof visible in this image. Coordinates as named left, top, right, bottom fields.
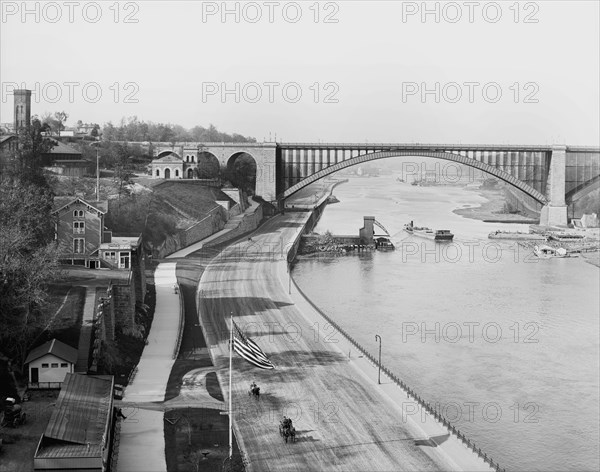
left=52, top=196, right=146, bottom=274
left=25, top=339, right=78, bottom=388
left=52, top=197, right=110, bottom=268
left=33, top=373, right=115, bottom=471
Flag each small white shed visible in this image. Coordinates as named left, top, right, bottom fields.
left=25, top=339, right=78, bottom=388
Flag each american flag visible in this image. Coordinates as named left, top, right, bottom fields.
left=232, top=321, right=275, bottom=370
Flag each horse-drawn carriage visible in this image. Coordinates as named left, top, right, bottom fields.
left=248, top=383, right=260, bottom=400
left=279, top=417, right=296, bottom=443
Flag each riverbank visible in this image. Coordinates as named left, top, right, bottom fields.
left=291, top=177, right=600, bottom=471
left=453, top=186, right=539, bottom=223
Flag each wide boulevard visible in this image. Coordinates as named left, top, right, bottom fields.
left=197, top=207, right=458, bottom=471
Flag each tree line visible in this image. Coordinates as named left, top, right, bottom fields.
left=101, top=117, right=257, bottom=144
left=0, top=120, right=61, bottom=374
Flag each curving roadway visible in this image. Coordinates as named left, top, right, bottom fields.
left=196, top=209, right=468, bottom=472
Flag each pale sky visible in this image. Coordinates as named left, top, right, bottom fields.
left=1, top=0, right=599, bottom=145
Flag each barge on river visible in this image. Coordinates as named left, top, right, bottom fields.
left=404, top=221, right=454, bottom=241
left=488, top=231, right=546, bottom=241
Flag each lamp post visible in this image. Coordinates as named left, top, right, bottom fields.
left=375, top=334, right=382, bottom=384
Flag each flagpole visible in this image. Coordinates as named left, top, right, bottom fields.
left=229, top=313, right=233, bottom=463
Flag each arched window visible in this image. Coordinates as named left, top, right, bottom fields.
left=156, top=169, right=160, bottom=177
left=175, top=169, right=180, bottom=177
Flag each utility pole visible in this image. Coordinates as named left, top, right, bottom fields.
left=228, top=313, right=233, bottom=461
left=375, top=335, right=382, bottom=384
left=96, top=145, right=100, bottom=201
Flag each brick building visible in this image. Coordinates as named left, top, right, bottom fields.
left=52, top=197, right=145, bottom=280
left=52, top=197, right=109, bottom=268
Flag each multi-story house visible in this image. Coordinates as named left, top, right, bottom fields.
left=52, top=196, right=144, bottom=272
left=53, top=197, right=109, bottom=268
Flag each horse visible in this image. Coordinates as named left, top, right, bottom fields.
left=279, top=423, right=289, bottom=443
left=248, top=385, right=260, bottom=400
left=279, top=422, right=296, bottom=443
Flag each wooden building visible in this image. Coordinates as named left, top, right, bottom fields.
left=25, top=339, right=78, bottom=389
left=33, top=373, right=115, bottom=471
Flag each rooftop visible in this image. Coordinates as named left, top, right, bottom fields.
left=52, top=196, right=108, bottom=214
left=100, top=235, right=141, bottom=251
left=45, top=139, right=82, bottom=156
left=25, top=338, right=78, bottom=365
left=152, top=153, right=183, bottom=163
left=0, top=135, right=17, bottom=145
left=34, top=373, right=114, bottom=460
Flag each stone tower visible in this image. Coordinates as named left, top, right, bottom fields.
left=14, top=89, right=31, bottom=131
left=359, top=216, right=375, bottom=245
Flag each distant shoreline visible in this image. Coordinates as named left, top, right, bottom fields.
left=453, top=186, right=539, bottom=224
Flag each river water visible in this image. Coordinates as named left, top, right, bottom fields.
left=292, top=174, right=600, bottom=472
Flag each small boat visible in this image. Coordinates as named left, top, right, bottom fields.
left=488, top=231, right=546, bottom=241
left=404, top=222, right=454, bottom=241
left=533, top=244, right=568, bottom=258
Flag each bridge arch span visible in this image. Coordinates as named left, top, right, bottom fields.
left=281, top=150, right=549, bottom=204
left=227, top=151, right=252, bottom=169
left=196, top=151, right=220, bottom=179
left=566, top=174, right=600, bottom=203
left=226, top=151, right=258, bottom=195
left=157, top=150, right=181, bottom=159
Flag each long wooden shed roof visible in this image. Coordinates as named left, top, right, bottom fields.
left=35, top=373, right=113, bottom=459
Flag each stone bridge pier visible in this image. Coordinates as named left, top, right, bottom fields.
left=541, top=146, right=567, bottom=226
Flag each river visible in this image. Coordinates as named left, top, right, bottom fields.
left=292, top=174, right=600, bottom=472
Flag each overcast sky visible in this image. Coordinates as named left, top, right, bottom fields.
left=1, top=1, right=599, bottom=145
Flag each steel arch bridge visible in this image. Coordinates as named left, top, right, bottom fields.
left=150, top=141, right=600, bottom=226
left=279, top=148, right=548, bottom=203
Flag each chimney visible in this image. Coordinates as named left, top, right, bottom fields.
left=14, top=89, right=32, bottom=131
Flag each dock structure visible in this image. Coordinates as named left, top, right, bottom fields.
left=331, top=216, right=393, bottom=247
